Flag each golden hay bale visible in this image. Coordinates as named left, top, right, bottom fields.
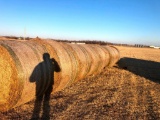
left=90, top=45, right=110, bottom=74
left=66, top=43, right=92, bottom=82
left=44, top=40, right=78, bottom=91
left=103, top=46, right=120, bottom=67
left=0, top=42, right=19, bottom=111
left=30, top=40, right=87, bottom=91
left=78, top=44, right=100, bottom=76
left=0, top=40, right=120, bottom=111
left=65, top=44, right=110, bottom=78
left=58, top=42, right=80, bottom=86
left=0, top=40, right=54, bottom=111
left=29, top=40, right=61, bottom=93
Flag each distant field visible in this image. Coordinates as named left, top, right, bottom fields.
left=1, top=46, right=160, bottom=119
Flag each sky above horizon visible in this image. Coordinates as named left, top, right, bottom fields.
left=0, top=0, right=160, bottom=46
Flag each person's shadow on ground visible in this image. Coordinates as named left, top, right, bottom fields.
left=29, top=53, right=60, bottom=120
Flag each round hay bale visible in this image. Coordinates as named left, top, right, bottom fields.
left=90, top=45, right=110, bottom=74
left=0, top=40, right=53, bottom=111
left=103, top=46, right=120, bottom=67
left=44, top=40, right=77, bottom=91
left=0, top=40, right=120, bottom=111
left=0, top=43, right=20, bottom=111
left=75, top=44, right=92, bottom=78
left=30, top=40, right=61, bottom=93
left=79, top=44, right=100, bottom=76
left=66, top=43, right=92, bottom=82
left=58, top=42, right=79, bottom=86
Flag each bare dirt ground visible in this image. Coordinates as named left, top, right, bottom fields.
left=1, top=46, right=160, bottom=120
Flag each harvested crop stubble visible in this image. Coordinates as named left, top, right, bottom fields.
left=0, top=40, right=120, bottom=111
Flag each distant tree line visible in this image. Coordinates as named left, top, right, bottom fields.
left=55, top=39, right=113, bottom=45
left=56, top=39, right=149, bottom=48
left=3, top=36, right=30, bottom=40
left=134, top=44, right=149, bottom=48
left=1, top=36, right=150, bottom=48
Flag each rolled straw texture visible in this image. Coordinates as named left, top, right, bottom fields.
left=78, top=44, right=99, bottom=76
left=103, top=46, right=120, bottom=67
left=44, top=40, right=78, bottom=91
left=89, top=45, right=110, bottom=74
left=29, top=40, right=61, bottom=93
left=0, top=40, right=120, bottom=111
left=0, top=40, right=53, bottom=111
left=66, top=43, right=92, bottom=82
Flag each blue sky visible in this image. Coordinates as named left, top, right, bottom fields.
left=0, top=0, right=160, bottom=46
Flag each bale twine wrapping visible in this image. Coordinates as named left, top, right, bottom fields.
left=0, top=40, right=120, bottom=111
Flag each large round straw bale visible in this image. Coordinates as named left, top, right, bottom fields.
left=57, top=42, right=79, bottom=86
left=0, top=40, right=120, bottom=112
left=75, top=45, right=93, bottom=77
left=0, top=40, right=53, bottom=111
left=44, top=40, right=78, bottom=91
left=103, top=46, right=120, bottom=67
left=30, top=40, right=61, bottom=93
left=23, top=40, right=56, bottom=96
left=0, top=43, right=19, bottom=111
left=66, top=43, right=92, bottom=82
left=79, top=44, right=107, bottom=76
left=90, top=45, right=110, bottom=74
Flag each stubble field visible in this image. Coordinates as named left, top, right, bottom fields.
left=1, top=46, right=160, bottom=120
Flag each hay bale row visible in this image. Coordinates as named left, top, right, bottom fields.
left=0, top=40, right=120, bottom=111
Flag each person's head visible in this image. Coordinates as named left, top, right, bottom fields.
left=43, top=53, right=50, bottom=61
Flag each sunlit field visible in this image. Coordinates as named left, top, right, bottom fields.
left=1, top=46, right=160, bottom=119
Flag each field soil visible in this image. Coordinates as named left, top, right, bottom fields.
left=1, top=46, right=160, bottom=120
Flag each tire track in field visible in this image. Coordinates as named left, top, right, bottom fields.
left=116, top=69, right=157, bottom=119
left=132, top=75, right=146, bottom=119
left=101, top=67, right=137, bottom=119
left=144, top=81, right=160, bottom=119
left=105, top=68, right=127, bottom=119
left=133, top=76, right=160, bottom=119
left=145, top=90, right=159, bottom=119
left=115, top=71, right=135, bottom=119
left=124, top=74, right=139, bottom=119
left=149, top=88, right=160, bottom=118
left=92, top=67, right=126, bottom=119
